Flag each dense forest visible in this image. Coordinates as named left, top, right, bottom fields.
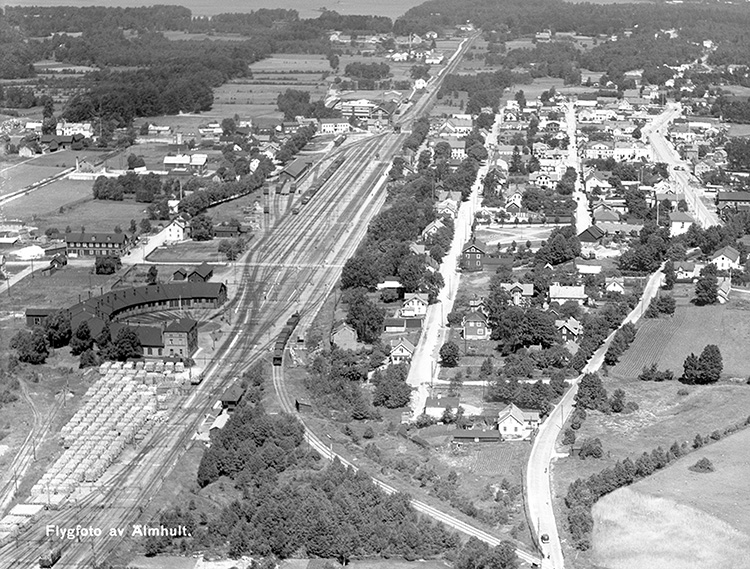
left=147, top=365, right=520, bottom=568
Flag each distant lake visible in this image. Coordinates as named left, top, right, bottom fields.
left=3, top=0, right=422, bottom=19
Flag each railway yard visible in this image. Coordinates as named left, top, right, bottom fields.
left=0, top=130, right=407, bottom=568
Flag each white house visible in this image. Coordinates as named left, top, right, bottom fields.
left=497, top=403, right=540, bottom=441
left=605, top=276, right=625, bottom=294
left=584, top=141, right=614, bottom=160
left=549, top=283, right=587, bottom=305
left=710, top=246, right=741, bottom=271
left=421, top=218, right=446, bottom=241
left=165, top=217, right=190, bottom=243
left=435, top=198, right=459, bottom=218
left=414, top=78, right=428, bottom=90
left=389, top=337, right=415, bottom=364
left=400, top=293, right=429, bottom=318
left=669, top=211, right=694, bottom=237
left=500, top=282, right=534, bottom=306
left=319, top=118, right=351, bottom=135
left=56, top=120, right=93, bottom=138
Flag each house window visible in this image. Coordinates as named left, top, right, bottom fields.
left=515, top=427, right=518, bottom=432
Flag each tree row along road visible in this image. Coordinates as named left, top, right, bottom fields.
left=526, top=266, right=665, bottom=569
left=0, top=133, right=402, bottom=568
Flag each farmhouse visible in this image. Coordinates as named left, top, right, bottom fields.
left=669, top=211, right=694, bottom=237
left=389, top=337, right=415, bottom=364
left=462, top=312, right=488, bottom=340
left=496, top=403, right=540, bottom=440
left=421, top=218, right=446, bottom=241
left=331, top=321, right=359, bottom=350
left=462, top=238, right=487, bottom=272
left=711, top=245, right=741, bottom=271
left=65, top=232, right=129, bottom=257
left=165, top=217, right=190, bottom=243
left=399, top=293, right=429, bottom=318
left=556, top=317, right=582, bottom=342
left=605, top=277, right=625, bottom=294
left=500, top=282, right=534, bottom=306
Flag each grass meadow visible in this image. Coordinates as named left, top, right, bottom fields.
left=592, top=488, right=750, bottom=569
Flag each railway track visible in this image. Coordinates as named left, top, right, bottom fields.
left=0, top=133, right=403, bottom=568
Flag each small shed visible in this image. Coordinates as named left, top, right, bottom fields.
left=220, top=384, right=244, bottom=412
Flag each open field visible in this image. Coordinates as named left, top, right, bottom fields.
left=147, top=240, right=226, bottom=263
left=612, top=300, right=750, bottom=379
left=592, top=488, right=750, bottom=569
left=2, top=179, right=93, bottom=221
left=552, top=377, right=750, bottom=509
left=0, top=162, right=69, bottom=198
left=249, top=54, right=331, bottom=73
left=592, top=428, right=750, bottom=569
left=627, top=426, right=750, bottom=536
left=162, top=30, right=249, bottom=42
left=727, top=123, right=750, bottom=138
left=27, top=198, right=148, bottom=234
left=0, top=265, right=119, bottom=312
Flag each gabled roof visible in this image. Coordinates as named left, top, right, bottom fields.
left=463, top=312, right=487, bottom=323
left=497, top=403, right=540, bottom=424
left=190, top=262, right=213, bottom=279
left=390, top=337, right=415, bottom=353
left=712, top=245, right=740, bottom=263
left=403, top=292, right=428, bottom=305
left=332, top=320, right=355, bottom=336
left=578, top=225, right=606, bottom=242
left=462, top=239, right=487, bottom=253
left=555, top=317, right=582, bottom=335
left=500, top=282, right=534, bottom=296
left=221, top=384, right=244, bottom=404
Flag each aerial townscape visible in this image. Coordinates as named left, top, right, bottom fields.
left=2, top=0, right=750, bottom=568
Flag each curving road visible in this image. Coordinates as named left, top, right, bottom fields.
left=526, top=266, right=664, bottom=569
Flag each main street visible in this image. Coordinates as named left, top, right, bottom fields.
left=526, top=266, right=665, bottom=569
left=563, top=103, right=591, bottom=235
left=643, top=103, right=721, bottom=227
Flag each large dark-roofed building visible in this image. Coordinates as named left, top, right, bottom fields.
left=65, top=232, right=129, bottom=257
left=280, top=157, right=314, bottom=182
